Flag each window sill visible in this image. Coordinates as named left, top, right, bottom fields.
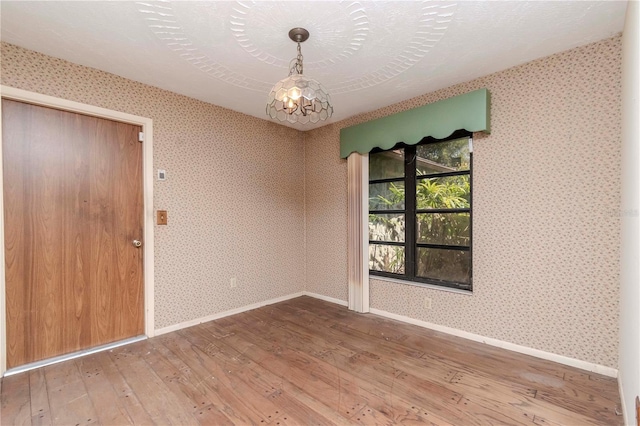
left=369, top=275, right=473, bottom=296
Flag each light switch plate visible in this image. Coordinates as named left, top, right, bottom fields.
left=157, top=210, right=168, bottom=225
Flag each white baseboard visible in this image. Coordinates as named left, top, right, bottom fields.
left=302, top=291, right=348, bottom=307
left=154, top=292, right=304, bottom=336
left=368, top=307, right=618, bottom=378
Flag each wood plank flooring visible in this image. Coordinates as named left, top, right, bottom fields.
left=1, top=296, right=622, bottom=425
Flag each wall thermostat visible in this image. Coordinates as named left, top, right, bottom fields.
left=157, top=169, right=167, bottom=181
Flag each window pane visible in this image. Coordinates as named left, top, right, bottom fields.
left=417, top=213, right=470, bottom=246
left=369, top=181, right=405, bottom=210
left=416, top=175, right=470, bottom=209
left=369, top=244, right=405, bottom=274
left=369, top=213, right=405, bottom=242
left=369, top=149, right=404, bottom=180
left=416, top=137, right=470, bottom=176
left=417, top=248, right=470, bottom=284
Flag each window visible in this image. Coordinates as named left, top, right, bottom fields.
left=368, top=130, right=472, bottom=291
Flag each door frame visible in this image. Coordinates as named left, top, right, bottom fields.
left=0, top=86, right=155, bottom=375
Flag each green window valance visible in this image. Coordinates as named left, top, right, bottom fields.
left=340, top=88, right=491, bottom=158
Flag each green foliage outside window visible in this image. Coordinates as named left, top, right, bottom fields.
left=369, top=136, right=472, bottom=287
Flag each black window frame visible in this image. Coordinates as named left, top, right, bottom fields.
left=368, top=129, right=473, bottom=291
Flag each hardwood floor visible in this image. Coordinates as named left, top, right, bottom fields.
left=1, top=296, right=622, bottom=425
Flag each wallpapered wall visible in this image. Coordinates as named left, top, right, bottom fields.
left=305, top=36, right=622, bottom=368
left=0, top=42, right=306, bottom=329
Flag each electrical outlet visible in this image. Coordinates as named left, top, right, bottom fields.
left=424, top=297, right=432, bottom=310
left=230, top=277, right=237, bottom=288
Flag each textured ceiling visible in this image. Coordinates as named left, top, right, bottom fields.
left=0, top=1, right=627, bottom=130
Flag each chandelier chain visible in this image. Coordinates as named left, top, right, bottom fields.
left=288, top=43, right=304, bottom=76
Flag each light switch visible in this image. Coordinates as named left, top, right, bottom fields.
left=157, top=210, right=168, bottom=225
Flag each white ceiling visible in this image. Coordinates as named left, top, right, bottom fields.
left=0, top=1, right=628, bottom=130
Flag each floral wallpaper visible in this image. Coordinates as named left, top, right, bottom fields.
left=304, top=36, right=622, bottom=368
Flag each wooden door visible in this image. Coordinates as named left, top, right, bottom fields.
left=2, top=99, right=144, bottom=369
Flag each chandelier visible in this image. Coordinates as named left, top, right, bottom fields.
left=266, top=28, right=333, bottom=124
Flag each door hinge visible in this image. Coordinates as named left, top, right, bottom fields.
left=138, top=132, right=144, bottom=143
left=469, top=138, right=473, bottom=153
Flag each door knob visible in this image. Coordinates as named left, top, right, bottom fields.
left=132, top=239, right=142, bottom=248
